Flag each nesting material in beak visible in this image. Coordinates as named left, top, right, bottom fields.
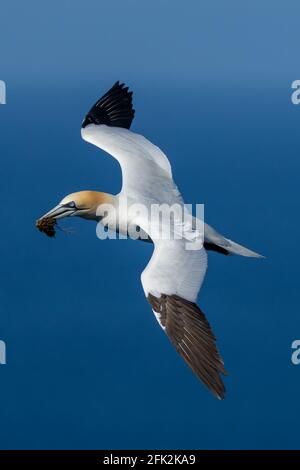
left=36, top=217, right=57, bottom=237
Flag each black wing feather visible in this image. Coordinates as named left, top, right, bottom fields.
left=148, top=293, right=227, bottom=399
left=82, top=81, right=135, bottom=129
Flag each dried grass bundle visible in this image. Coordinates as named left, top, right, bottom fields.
left=36, top=217, right=57, bottom=237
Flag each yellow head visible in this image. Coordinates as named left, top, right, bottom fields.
left=39, top=191, right=113, bottom=221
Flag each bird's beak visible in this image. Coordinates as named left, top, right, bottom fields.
left=39, top=204, right=76, bottom=220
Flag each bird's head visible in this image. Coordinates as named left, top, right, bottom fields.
left=39, top=191, right=113, bottom=221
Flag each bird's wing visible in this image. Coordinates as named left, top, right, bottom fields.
left=81, top=82, right=181, bottom=201
left=141, top=238, right=227, bottom=399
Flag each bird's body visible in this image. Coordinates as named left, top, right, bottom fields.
left=38, top=82, right=263, bottom=399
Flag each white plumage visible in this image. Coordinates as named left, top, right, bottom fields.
left=39, top=82, right=263, bottom=399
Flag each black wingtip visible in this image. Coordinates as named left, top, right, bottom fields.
left=147, top=293, right=227, bottom=400
left=82, top=81, right=135, bottom=130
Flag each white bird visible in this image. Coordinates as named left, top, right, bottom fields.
left=38, top=82, right=263, bottom=399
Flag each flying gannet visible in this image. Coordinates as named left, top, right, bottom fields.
left=38, top=82, right=263, bottom=399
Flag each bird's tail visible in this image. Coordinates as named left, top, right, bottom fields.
left=203, top=222, right=264, bottom=258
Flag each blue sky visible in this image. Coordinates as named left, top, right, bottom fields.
left=0, top=0, right=300, bottom=449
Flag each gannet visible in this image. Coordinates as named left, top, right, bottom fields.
left=39, top=82, right=263, bottom=399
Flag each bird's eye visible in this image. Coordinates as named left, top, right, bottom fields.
left=66, top=201, right=76, bottom=208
